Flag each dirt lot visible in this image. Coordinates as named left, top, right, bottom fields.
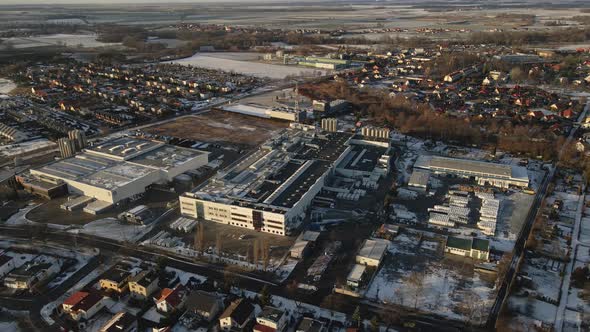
left=181, top=220, right=296, bottom=262
left=143, top=111, right=289, bottom=147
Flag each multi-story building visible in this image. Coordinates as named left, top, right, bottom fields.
left=99, top=264, right=133, bottom=294
left=128, top=269, right=159, bottom=300
left=180, top=130, right=352, bottom=236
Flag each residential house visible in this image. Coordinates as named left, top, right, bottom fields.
left=296, top=317, right=325, bottom=332
left=219, top=298, right=255, bottom=331
left=0, top=255, right=15, bottom=278
left=99, top=265, right=133, bottom=294
left=62, top=291, right=105, bottom=321
left=184, top=290, right=222, bottom=322
left=155, top=284, right=188, bottom=314
left=99, top=311, right=137, bottom=332
left=254, top=306, right=287, bottom=332
left=129, top=270, right=159, bottom=300
left=4, top=257, right=61, bottom=290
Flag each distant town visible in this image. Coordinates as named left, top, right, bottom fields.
left=0, top=1, right=590, bottom=332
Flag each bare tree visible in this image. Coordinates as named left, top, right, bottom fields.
left=215, top=233, right=223, bottom=257
left=194, top=222, right=205, bottom=255
left=253, top=239, right=260, bottom=268
left=394, top=286, right=406, bottom=307
left=407, top=271, right=426, bottom=310
left=457, top=292, right=486, bottom=327
left=262, top=239, right=270, bottom=271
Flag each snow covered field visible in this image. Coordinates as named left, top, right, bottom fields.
left=366, top=232, right=495, bottom=323
left=70, top=217, right=154, bottom=243
left=0, top=78, right=16, bottom=94
left=0, top=34, right=121, bottom=50
left=166, top=52, right=327, bottom=79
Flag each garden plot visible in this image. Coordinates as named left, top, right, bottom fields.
left=580, top=216, right=590, bottom=243
left=521, top=258, right=562, bottom=302
left=507, top=296, right=557, bottom=324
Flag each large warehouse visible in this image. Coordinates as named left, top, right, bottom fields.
left=180, top=130, right=352, bottom=236
left=414, top=155, right=529, bottom=189
left=29, top=137, right=208, bottom=206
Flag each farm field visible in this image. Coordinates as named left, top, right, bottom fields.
left=0, top=33, right=122, bottom=50
left=166, top=52, right=327, bottom=79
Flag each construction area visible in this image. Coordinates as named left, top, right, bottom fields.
left=142, top=111, right=289, bottom=147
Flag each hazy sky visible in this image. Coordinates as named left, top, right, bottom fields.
left=1, top=0, right=296, bottom=4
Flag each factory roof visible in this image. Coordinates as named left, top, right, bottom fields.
left=415, top=155, right=529, bottom=183
left=128, top=144, right=206, bottom=170
left=32, top=137, right=205, bottom=191
left=337, top=144, right=385, bottom=172
left=190, top=129, right=351, bottom=212
left=409, top=170, right=430, bottom=187
left=357, top=239, right=388, bottom=261
left=86, top=137, right=162, bottom=161
left=271, top=160, right=330, bottom=208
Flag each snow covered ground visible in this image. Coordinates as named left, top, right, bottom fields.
left=366, top=232, right=495, bottom=323
left=70, top=217, right=152, bottom=242
left=166, top=53, right=327, bottom=79
left=165, top=266, right=207, bottom=284
left=0, top=34, right=121, bottom=49
left=237, top=289, right=347, bottom=324
left=0, top=321, right=20, bottom=332
left=0, top=78, right=16, bottom=94
left=509, top=296, right=557, bottom=323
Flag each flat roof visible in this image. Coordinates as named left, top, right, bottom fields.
left=446, top=236, right=472, bottom=251
left=357, top=239, right=388, bottom=261
left=337, top=144, right=385, bottom=172
left=87, top=137, right=162, bottom=161
left=271, top=160, right=330, bottom=208
left=129, top=144, right=206, bottom=170
left=188, top=129, right=352, bottom=213
left=347, top=264, right=366, bottom=282
left=258, top=306, right=285, bottom=322
left=415, top=155, right=529, bottom=183
left=33, top=137, right=205, bottom=192
left=409, top=170, right=430, bottom=187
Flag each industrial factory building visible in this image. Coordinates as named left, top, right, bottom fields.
left=414, top=155, right=529, bottom=189
left=28, top=137, right=208, bottom=208
left=180, top=129, right=352, bottom=236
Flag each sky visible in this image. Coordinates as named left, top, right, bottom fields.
left=1, top=0, right=298, bottom=4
